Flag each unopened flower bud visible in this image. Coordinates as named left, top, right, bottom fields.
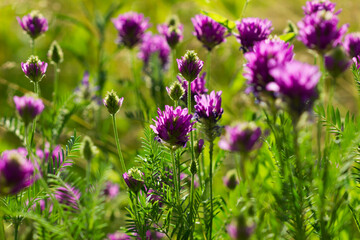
left=177, top=50, right=204, bottom=82
left=123, top=168, right=144, bottom=193
left=103, top=90, right=124, bottom=115
left=48, top=41, right=64, bottom=65
left=324, top=46, right=351, bottom=78
left=190, top=160, right=197, bottom=175
left=223, top=169, right=239, bottom=190
left=166, top=81, right=185, bottom=102
left=81, top=136, right=97, bottom=162
left=195, top=139, right=204, bottom=159
left=21, top=55, right=48, bottom=83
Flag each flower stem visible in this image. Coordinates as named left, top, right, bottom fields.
left=53, top=64, right=59, bottom=103
left=30, top=39, right=35, bottom=55
left=206, top=51, right=211, bottom=89
left=0, top=211, right=5, bottom=240
left=14, top=221, right=19, bottom=240
left=208, top=140, right=214, bottom=240
left=170, top=149, right=180, bottom=202
left=111, top=114, right=126, bottom=174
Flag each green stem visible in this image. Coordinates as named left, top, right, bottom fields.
left=171, top=48, right=177, bottom=84
left=53, top=64, right=59, bottom=103
left=14, top=221, right=19, bottom=240
left=31, top=39, right=35, bottom=55
left=206, top=51, right=211, bottom=90
left=208, top=140, right=214, bottom=240
left=0, top=211, right=5, bottom=240
left=170, top=149, right=180, bottom=202
left=235, top=153, right=242, bottom=182
left=111, top=114, right=126, bottom=175
left=131, top=49, right=141, bottom=111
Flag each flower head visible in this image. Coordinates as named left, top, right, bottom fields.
left=123, top=168, right=144, bottom=193
left=268, top=60, right=320, bottom=115
left=138, top=33, right=171, bottom=69
left=343, top=33, right=360, bottom=58
left=48, top=41, right=64, bottom=65
left=13, top=95, right=44, bottom=126
left=151, top=105, right=195, bottom=149
left=324, top=46, right=351, bottom=78
left=303, top=0, right=338, bottom=15
left=192, top=14, right=227, bottom=51
left=297, top=10, right=348, bottom=53
left=55, top=184, right=81, bottom=211
left=177, top=50, right=204, bottom=82
left=223, top=170, right=239, bottom=190
left=158, top=16, right=183, bottom=48
left=17, top=11, right=48, bottom=39
left=166, top=81, right=185, bottom=102
left=244, top=39, right=294, bottom=98
left=219, top=123, right=262, bottom=153
left=0, top=150, right=35, bottom=195
left=103, top=90, right=124, bottom=115
left=235, top=18, right=273, bottom=52
left=227, top=216, right=255, bottom=240
left=112, top=12, right=150, bottom=48
left=194, top=91, right=223, bottom=124
left=103, top=182, right=120, bottom=199
left=21, top=55, right=48, bottom=83
left=177, top=72, right=208, bottom=106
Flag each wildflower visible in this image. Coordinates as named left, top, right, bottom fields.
left=227, top=216, right=255, bottom=240
left=107, top=232, right=131, bottom=240
left=177, top=72, right=208, bottom=106
left=243, top=39, right=294, bottom=98
left=166, top=81, right=185, bottom=102
left=191, top=14, right=227, bottom=51
left=177, top=50, right=204, bottom=82
left=268, top=60, right=320, bottom=115
left=324, top=46, right=351, bottom=78
left=103, top=90, right=124, bottom=115
left=17, top=11, right=48, bottom=39
left=74, top=71, right=100, bottom=104
left=13, top=95, right=44, bottom=126
left=138, top=33, right=170, bottom=69
left=150, top=105, right=195, bottom=150
left=235, top=18, right=273, bottom=52
left=302, top=0, right=338, bottom=15
left=112, top=12, right=150, bottom=48
left=223, top=170, right=239, bottom=190
left=123, top=168, right=144, bottom=193
left=47, top=41, right=64, bottom=65
left=55, top=184, right=81, bottom=211
left=219, top=123, right=262, bottom=153
left=21, top=55, right=48, bottom=83
left=103, top=182, right=120, bottom=199
left=0, top=150, right=35, bottom=195
left=297, top=10, right=348, bottom=53
left=158, top=16, right=183, bottom=48
left=343, top=33, right=360, bottom=58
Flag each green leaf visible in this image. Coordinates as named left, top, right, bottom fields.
left=279, top=32, right=296, bottom=42
left=200, top=10, right=236, bottom=31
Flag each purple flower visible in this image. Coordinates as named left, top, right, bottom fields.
left=150, top=105, right=195, bottom=149
left=227, top=216, right=255, bottom=240
left=147, top=189, right=163, bottom=206
left=268, top=60, right=321, bottom=114
left=55, top=184, right=81, bottom=211
left=48, top=145, right=73, bottom=174
left=243, top=39, right=294, bottom=98
left=158, top=23, right=183, bottom=49
left=28, top=198, right=53, bottom=213
left=343, top=33, right=360, bottom=59
left=112, top=12, right=150, bottom=48
left=191, top=14, right=227, bottom=51
left=103, top=181, right=120, bottom=199
left=138, top=33, right=171, bottom=69
left=108, top=232, right=132, bottom=240
left=13, top=95, right=44, bottom=126
left=235, top=18, right=273, bottom=52
left=177, top=72, right=208, bottom=106
left=297, top=11, right=348, bottom=53
left=354, top=56, right=360, bottom=69
left=219, top=123, right=262, bottom=153
left=103, top=90, right=124, bottom=115
left=303, top=0, right=338, bottom=15
left=145, top=230, right=166, bottom=240
left=75, top=71, right=100, bottom=104
left=194, top=90, right=224, bottom=124
left=0, top=150, right=35, bottom=195
left=177, top=50, right=204, bottom=82
left=17, top=11, right=48, bottom=39
left=123, top=168, right=144, bottom=193
left=195, top=139, right=204, bottom=159
left=223, top=170, right=239, bottom=190
left=21, top=55, right=48, bottom=83
left=324, top=46, right=351, bottom=78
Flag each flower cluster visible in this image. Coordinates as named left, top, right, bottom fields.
left=138, top=33, right=170, bottom=69
left=17, top=11, right=48, bottom=39
left=344, top=33, right=360, bottom=69
left=150, top=105, right=195, bottom=149
left=244, top=39, right=294, bottom=98
left=302, top=0, right=338, bottom=15
left=219, top=123, right=262, bottom=153
left=21, top=55, right=48, bottom=83
left=0, top=150, right=35, bottom=195
left=157, top=16, right=183, bottom=49
left=177, top=50, right=204, bottom=82
left=13, top=95, right=44, bottom=126
left=112, top=12, right=150, bottom=48
left=123, top=168, right=144, bottom=193
left=192, top=14, right=227, bottom=51
left=235, top=18, right=273, bottom=52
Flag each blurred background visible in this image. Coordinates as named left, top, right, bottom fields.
left=0, top=0, right=359, bottom=176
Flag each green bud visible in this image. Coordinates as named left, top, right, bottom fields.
left=81, top=136, right=97, bottom=162
left=48, top=41, right=64, bottom=65
left=103, top=90, right=124, bottom=115
left=190, top=160, right=197, bottom=175
left=167, top=81, right=185, bottom=102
